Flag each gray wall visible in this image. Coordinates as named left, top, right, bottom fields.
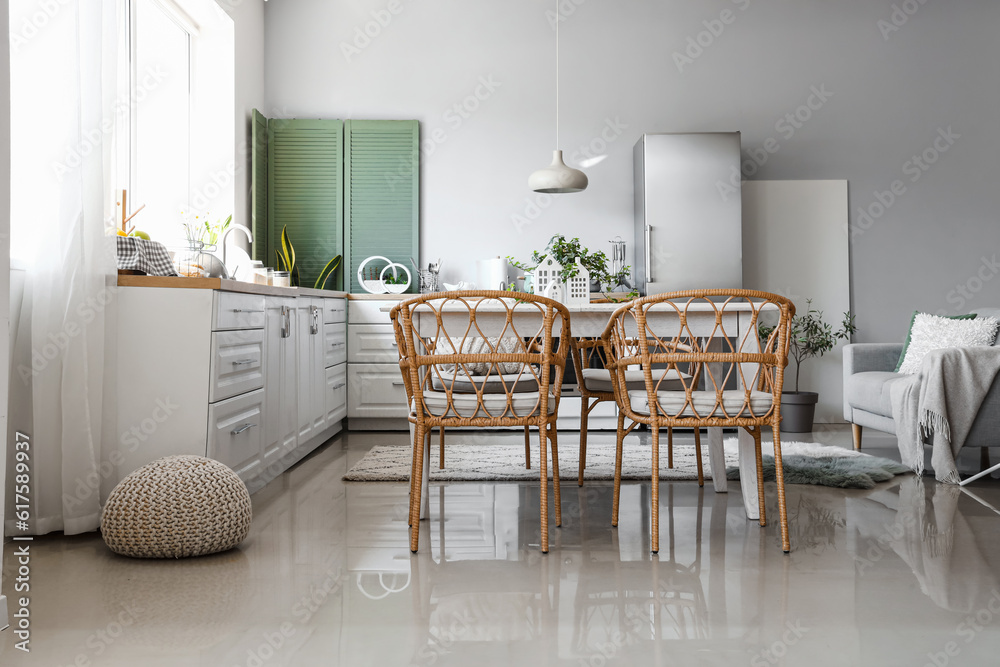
left=264, top=0, right=1000, bottom=342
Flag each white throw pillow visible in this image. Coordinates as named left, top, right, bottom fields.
left=897, top=313, right=999, bottom=374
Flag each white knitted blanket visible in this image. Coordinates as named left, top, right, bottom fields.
left=891, top=347, right=1000, bottom=483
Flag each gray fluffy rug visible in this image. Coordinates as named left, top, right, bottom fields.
left=344, top=438, right=910, bottom=490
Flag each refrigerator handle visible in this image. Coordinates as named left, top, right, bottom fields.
left=645, top=224, right=653, bottom=284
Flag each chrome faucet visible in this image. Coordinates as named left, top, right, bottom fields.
left=220, top=224, right=254, bottom=279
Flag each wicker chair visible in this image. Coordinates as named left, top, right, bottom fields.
left=390, top=291, right=572, bottom=553
left=571, top=337, right=691, bottom=487
left=601, top=290, right=795, bottom=553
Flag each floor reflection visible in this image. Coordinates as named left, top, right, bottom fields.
left=4, top=430, right=1000, bottom=667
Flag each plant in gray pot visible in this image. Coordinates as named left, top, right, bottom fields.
left=761, top=300, right=856, bottom=433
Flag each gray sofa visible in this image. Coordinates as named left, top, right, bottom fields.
left=843, top=309, right=1000, bottom=457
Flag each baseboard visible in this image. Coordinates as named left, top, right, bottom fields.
left=245, top=420, right=345, bottom=494
left=347, top=418, right=410, bottom=431
left=1, top=594, right=8, bottom=631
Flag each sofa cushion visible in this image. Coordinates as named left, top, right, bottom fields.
left=973, top=309, right=1000, bottom=346
left=897, top=313, right=999, bottom=374
left=845, top=371, right=911, bottom=418
left=895, top=311, right=977, bottom=371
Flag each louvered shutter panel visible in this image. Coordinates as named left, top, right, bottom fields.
left=267, top=119, right=344, bottom=289
left=251, top=109, right=268, bottom=262
left=345, top=120, right=419, bottom=293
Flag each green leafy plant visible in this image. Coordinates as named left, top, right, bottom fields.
left=314, top=255, right=342, bottom=290
left=507, top=234, right=632, bottom=295
left=383, top=271, right=406, bottom=285
left=760, top=299, right=857, bottom=393
left=273, top=225, right=342, bottom=289
left=181, top=212, right=231, bottom=248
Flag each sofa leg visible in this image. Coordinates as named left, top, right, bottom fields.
left=982, top=447, right=991, bottom=472
left=852, top=424, right=863, bottom=451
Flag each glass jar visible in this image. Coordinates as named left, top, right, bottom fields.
left=273, top=270, right=291, bottom=287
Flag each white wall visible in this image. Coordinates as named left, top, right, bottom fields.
left=743, top=180, right=850, bottom=423
left=264, top=0, right=1000, bottom=342
left=218, top=0, right=266, bottom=248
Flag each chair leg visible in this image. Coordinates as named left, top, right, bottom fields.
left=752, top=427, right=766, bottom=527
left=538, top=424, right=550, bottom=554
left=612, top=411, right=626, bottom=527
left=549, top=425, right=562, bottom=528
left=772, top=425, right=791, bottom=553
left=408, top=421, right=419, bottom=526
left=524, top=426, right=531, bottom=469
left=578, top=397, right=590, bottom=486
left=409, top=423, right=427, bottom=553
left=439, top=426, right=445, bottom=469
left=667, top=426, right=674, bottom=469
left=852, top=424, right=863, bottom=451
left=981, top=447, right=990, bottom=472
left=693, top=428, right=704, bottom=487
left=651, top=423, right=660, bottom=554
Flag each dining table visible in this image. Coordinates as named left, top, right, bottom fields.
left=382, top=298, right=770, bottom=523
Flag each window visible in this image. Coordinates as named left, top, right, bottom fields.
left=128, top=0, right=192, bottom=244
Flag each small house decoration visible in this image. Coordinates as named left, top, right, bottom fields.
left=564, top=257, right=590, bottom=307
left=533, top=256, right=563, bottom=298
left=532, top=255, right=589, bottom=306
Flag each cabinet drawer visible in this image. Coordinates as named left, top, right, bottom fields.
left=348, top=324, right=398, bottom=363
left=347, top=364, right=409, bottom=419
left=210, top=329, right=265, bottom=403
left=323, top=298, right=347, bottom=324
left=325, top=323, right=348, bottom=367
left=213, top=292, right=266, bottom=331
left=348, top=299, right=396, bottom=325
left=326, top=363, right=348, bottom=423
left=207, top=388, right=264, bottom=482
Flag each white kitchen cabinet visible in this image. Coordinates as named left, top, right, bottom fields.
left=296, top=298, right=327, bottom=443
left=112, top=281, right=347, bottom=496
left=347, top=298, right=410, bottom=429
left=264, top=296, right=298, bottom=471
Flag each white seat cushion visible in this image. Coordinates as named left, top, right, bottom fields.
left=580, top=368, right=688, bottom=393
left=415, top=391, right=557, bottom=419
left=628, top=389, right=774, bottom=418
left=431, top=371, right=539, bottom=394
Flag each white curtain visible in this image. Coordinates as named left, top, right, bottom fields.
left=7, top=0, right=120, bottom=535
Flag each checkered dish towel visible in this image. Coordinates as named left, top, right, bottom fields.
left=116, top=237, right=178, bottom=276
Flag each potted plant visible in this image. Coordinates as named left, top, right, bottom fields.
left=507, top=234, right=637, bottom=301
left=761, top=299, right=856, bottom=433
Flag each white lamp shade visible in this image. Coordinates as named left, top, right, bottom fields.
left=529, top=150, right=588, bottom=193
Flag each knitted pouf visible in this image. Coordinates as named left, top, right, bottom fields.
left=102, top=455, right=252, bottom=559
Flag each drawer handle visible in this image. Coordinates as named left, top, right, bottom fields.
left=332, top=382, right=347, bottom=390
left=232, top=308, right=264, bottom=313
left=392, top=381, right=405, bottom=386
left=331, top=341, right=346, bottom=348
left=231, top=422, right=258, bottom=435
left=232, top=358, right=256, bottom=367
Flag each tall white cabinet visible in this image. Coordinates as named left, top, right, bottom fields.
left=112, top=281, right=347, bottom=496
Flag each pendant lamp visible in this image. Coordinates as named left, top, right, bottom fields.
left=529, top=1, right=588, bottom=194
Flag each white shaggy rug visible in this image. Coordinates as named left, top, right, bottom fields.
left=343, top=439, right=911, bottom=489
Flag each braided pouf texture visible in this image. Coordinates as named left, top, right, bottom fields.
left=102, top=455, right=252, bottom=559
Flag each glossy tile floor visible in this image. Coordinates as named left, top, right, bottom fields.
left=3, top=426, right=1000, bottom=666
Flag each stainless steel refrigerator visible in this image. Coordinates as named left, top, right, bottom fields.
left=634, top=132, right=742, bottom=295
